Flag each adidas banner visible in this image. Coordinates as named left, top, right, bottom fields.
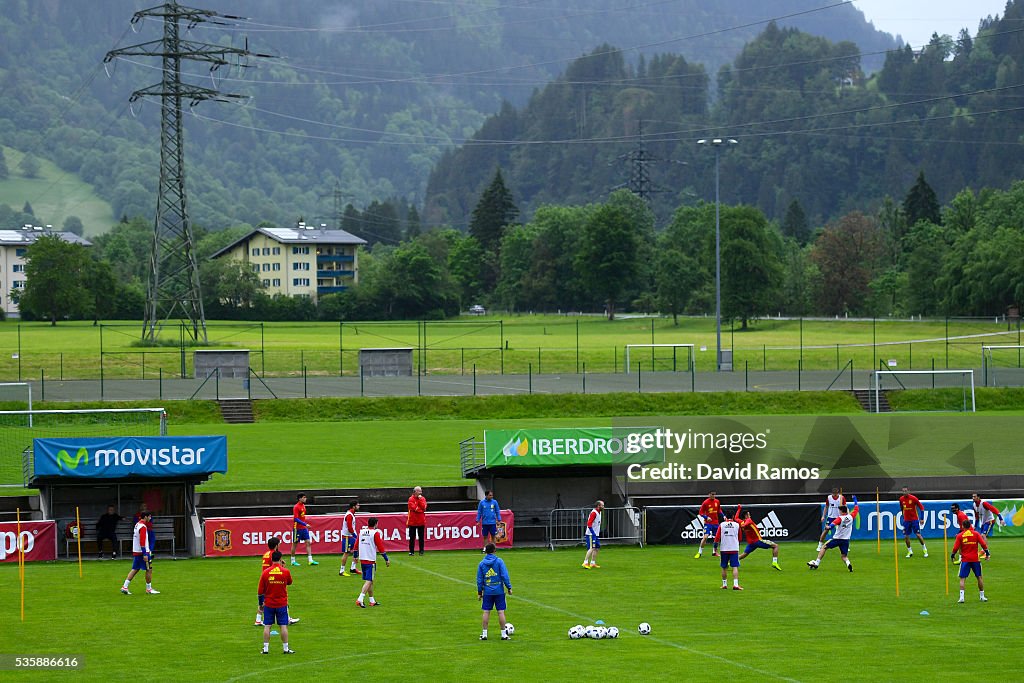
left=645, top=504, right=822, bottom=545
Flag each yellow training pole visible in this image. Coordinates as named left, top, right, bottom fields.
left=892, top=520, right=900, bottom=597
left=75, top=506, right=83, bottom=578
left=876, top=487, right=881, bottom=554
left=943, top=520, right=950, bottom=595
left=17, top=508, right=24, bottom=621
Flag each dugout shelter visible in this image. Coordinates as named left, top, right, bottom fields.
left=26, top=434, right=227, bottom=558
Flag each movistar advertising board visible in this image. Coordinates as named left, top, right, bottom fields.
left=484, top=427, right=664, bottom=468
left=33, top=436, right=227, bottom=479
left=847, top=498, right=1024, bottom=540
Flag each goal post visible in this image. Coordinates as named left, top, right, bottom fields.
left=872, top=369, right=976, bottom=413
left=0, top=408, right=167, bottom=488
left=982, top=345, right=1024, bottom=387
left=624, top=344, right=695, bottom=373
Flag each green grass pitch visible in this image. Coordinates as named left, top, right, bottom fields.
left=4, top=541, right=1021, bottom=681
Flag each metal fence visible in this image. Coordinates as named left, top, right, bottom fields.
left=16, top=364, right=1018, bottom=403
left=548, top=506, right=643, bottom=550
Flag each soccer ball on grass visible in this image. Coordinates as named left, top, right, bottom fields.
left=504, top=623, right=515, bottom=635
left=607, top=626, right=619, bottom=639
left=638, top=622, right=651, bottom=635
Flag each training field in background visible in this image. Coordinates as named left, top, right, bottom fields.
left=3, top=542, right=1021, bottom=680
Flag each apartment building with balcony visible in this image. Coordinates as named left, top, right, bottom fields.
left=210, top=223, right=367, bottom=303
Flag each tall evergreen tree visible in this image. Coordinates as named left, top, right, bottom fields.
left=0, top=147, right=8, bottom=179
left=903, top=171, right=942, bottom=226
left=781, top=199, right=810, bottom=244
left=469, top=168, right=518, bottom=253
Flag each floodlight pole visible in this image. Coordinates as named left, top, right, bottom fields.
left=697, top=138, right=737, bottom=372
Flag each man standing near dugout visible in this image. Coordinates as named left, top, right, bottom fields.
left=407, top=486, right=428, bottom=555
left=476, top=490, right=502, bottom=551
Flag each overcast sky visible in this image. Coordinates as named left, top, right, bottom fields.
left=853, top=0, right=1009, bottom=47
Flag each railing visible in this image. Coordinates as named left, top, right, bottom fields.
left=548, top=506, right=643, bottom=550
left=460, top=438, right=485, bottom=477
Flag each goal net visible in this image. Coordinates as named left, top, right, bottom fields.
left=0, top=408, right=167, bottom=487
left=624, top=344, right=694, bottom=373
left=982, top=345, right=1024, bottom=387
left=872, top=370, right=976, bottom=413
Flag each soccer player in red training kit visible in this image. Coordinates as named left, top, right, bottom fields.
left=290, top=493, right=317, bottom=566
left=121, top=510, right=158, bottom=595
left=808, top=497, right=859, bottom=571
left=950, top=504, right=970, bottom=531
left=899, top=486, right=928, bottom=558
left=715, top=510, right=743, bottom=590
left=356, top=517, right=390, bottom=607
left=339, top=500, right=360, bottom=576
left=695, top=491, right=722, bottom=559
left=256, top=537, right=299, bottom=626
left=582, top=500, right=604, bottom=568
left=952, top=520, right=990, bottom=603
left=971, top=493, right=1005, bottom=538
left=736, top=509, right=781, bottom=570
left=258, top=551, right=295, bottom=654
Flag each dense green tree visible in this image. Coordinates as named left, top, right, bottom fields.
left=903, top=171, right=942, bottom=227
left=469, top=168, right=518, bottom=254
left=810, top=211, right=886, bottom=316
left=654, top=247, right=701, bottom=325
left=448, top=235, right=486, bottom=309
left=200, top=258, right=264, bottom=313
left=17, top=153, right=40, bottom=178
left=79, top=258, right=120, bottom=324
left=14, top=235, right=91, bottom=325
left=0, top=148, right=8, bottom=179
left=781, top=199, right=810, bottom=244
left=718, top=206, right=784, bottom=329
left=62, top=215, right=84, bottom=236
left=904, top=222, right=950, bottom=315
left=576, top=202, right=640, bottom=320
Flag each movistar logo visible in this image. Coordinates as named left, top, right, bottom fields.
left=503, top=438, right=529, bottom=458
left=57, top=448, right=88, bottom=471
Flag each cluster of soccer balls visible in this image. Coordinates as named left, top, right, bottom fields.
left=567, top=623, right=650, bottom=639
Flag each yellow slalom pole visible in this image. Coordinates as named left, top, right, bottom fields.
left=943, top=520, right=950, bottom=595
left=876, top=487, right=881, bottom=554
left=17, top=507, right=24, bottom=621
left=892, top=520, right=900, bottom=597
left=75, top=506, right=83, bottom=578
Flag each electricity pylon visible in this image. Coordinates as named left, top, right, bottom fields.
left=105, top=1, right=270, bottom=342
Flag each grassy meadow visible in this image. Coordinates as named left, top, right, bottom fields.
left=3, top=542, right=1022, bottom=681
left=0, top=146, right=115, bottom=237
left=1, top=315, right=1021, bottom=380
